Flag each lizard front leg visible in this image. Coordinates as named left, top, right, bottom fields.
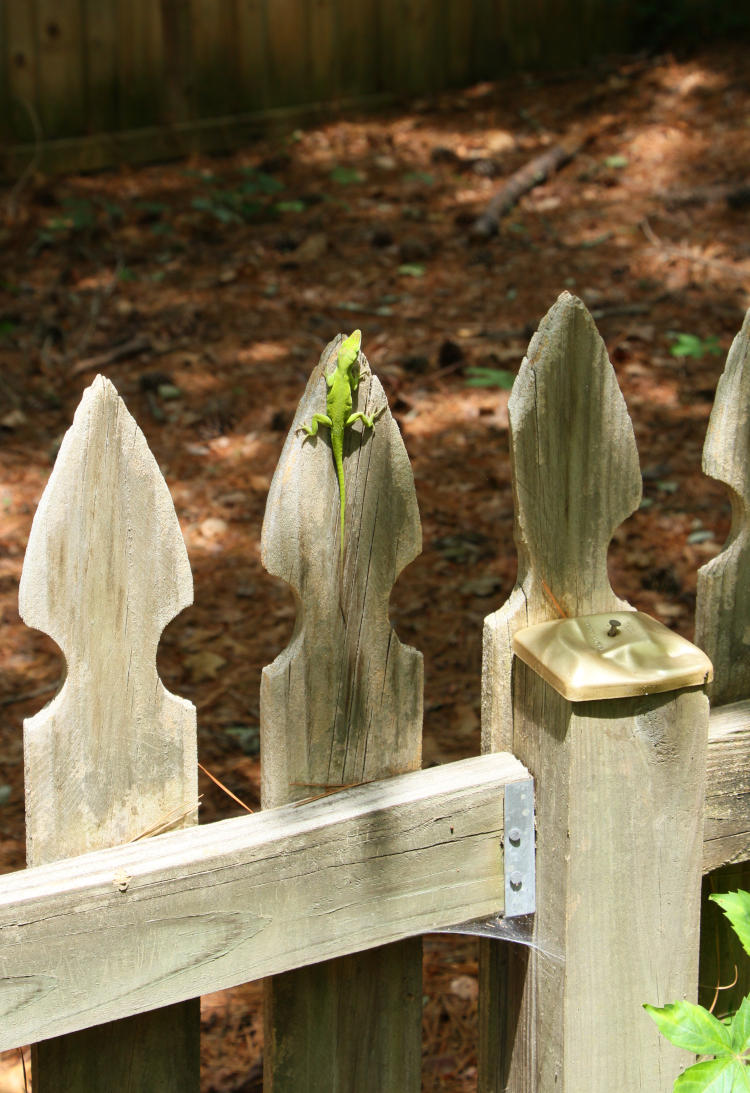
left=298, top=413, right=332, bottom=437
left=345, top=405, right=386, bottom=430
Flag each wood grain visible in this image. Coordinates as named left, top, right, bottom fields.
left=0, top=752, right=529, bottom=1052
left=261, top=333, right=424, bottom=1091
left=695, top=307, right=750, bottom=1013
left=479, top=293, right=708, bottom=1092
left=704, top=700, right=750, bottom=872
left=19, top=375, right=199, bottom=1091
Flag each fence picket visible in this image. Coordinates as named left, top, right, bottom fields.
left=260, top=334, right=423, bottom=1091
left=18, top=375, right=200, bottom=1091
left=479, top=293, right=708, bottom=1091
left=695, top=307, right=750, bottom=1014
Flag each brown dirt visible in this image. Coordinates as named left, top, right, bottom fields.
left=1, top=43, right=749, bottom=1092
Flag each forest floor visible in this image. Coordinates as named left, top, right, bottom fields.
left=1, top=42, right=749, bottom=1092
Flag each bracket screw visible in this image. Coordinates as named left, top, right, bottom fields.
left=607, top=619, right=622, bottom=637
left=509, top=871, right=523, bottom=891
left=508, top=827, right=522, bottom=846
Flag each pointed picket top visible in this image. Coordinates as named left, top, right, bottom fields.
left=482, top=292, right=641, bottom=749
left=696, top=308, right=750, bottom=704
left=260, top=334, right=423, bottom=808
left=19, top=375, right=197, bottom=866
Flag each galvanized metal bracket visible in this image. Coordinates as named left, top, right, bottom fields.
left=503, top=778, right=535, bottom=917
left=429, top=773, right=536, bottom=939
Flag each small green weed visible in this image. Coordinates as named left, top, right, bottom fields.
left=191, top=168, right=286, bottom=224
left=329, top=166, right=364, bottom=185
left=668, top=332, right=723, bottom=359
left=464, top=367, right=515, bottom=390
left=398, top=263, right=425, bottom=278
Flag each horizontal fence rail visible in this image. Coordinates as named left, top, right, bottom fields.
left=0, top=753, right=529, bottom=1052
left=1, top=697, right=747, bottom=1058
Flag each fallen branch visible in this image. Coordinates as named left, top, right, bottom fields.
left=470, top=136, right=582, bottom=239
left=71, top=334, right=152, bottom=376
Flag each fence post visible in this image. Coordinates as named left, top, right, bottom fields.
left=695, top=307, right=750, bottom=1015
left=479, top=293, right=709, bottom=1091
left=260, top=334, right=424, bottom=1091
left=18, top=375, right=200, bottom=1091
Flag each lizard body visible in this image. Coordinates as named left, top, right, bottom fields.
left=298, top=330, right=382, bottom=561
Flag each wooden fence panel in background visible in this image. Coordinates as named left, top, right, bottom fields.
left=443, top=0, right=477, bottom=90
left=3, top=1, right=40, bottom=143
left=260, top=334, right=424, bottom=1091
left=191, top=0, right=242, bottom=118
left=308, top=0, right=338, bottom=102
left=337, top=0, right=379, bottom=99
left=18, top=376, right=200, bottom=1092
left=117, top=0, right=164, bottom=131
left=82, top=0, right=119, bottom=134
left=265, top=0, right=311, bottom=108
left=34, top=0, right=86, bottom=136
left=479, top=294, right=708, bottom=1091
left=1, top=0, right=646, bottom=175
left=695, top=308, right=750, bottom=1015
left=234, top=0, right=270, bottom=110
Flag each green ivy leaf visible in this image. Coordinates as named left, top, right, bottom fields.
left=643, top=1001, right=733, bottom=1055
left=674, top=1058, right=750, bottom=1093
left=711, top=892, right=750, bottom=960
left=731, top=996, right=750, bottom=1054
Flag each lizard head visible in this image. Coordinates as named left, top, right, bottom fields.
left=337, top=329, right=362, bottom=375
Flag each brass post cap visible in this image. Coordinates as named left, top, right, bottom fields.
left=512, top=610, right=713, bottom=701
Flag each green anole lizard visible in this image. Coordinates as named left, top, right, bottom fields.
left=298, top=329, right=384, bottom=562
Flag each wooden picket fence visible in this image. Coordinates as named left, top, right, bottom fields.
left=1, top=291, right=750, bottom=1092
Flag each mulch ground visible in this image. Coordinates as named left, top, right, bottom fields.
left=1, top=42, right=749, bottom=1092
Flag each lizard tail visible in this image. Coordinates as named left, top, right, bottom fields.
left=337, top=456, right=346, bottom=563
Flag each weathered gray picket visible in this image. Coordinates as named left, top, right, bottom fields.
left=2, top=297, right=750, bottom=1093
left=695, top=309, right=750, bottom=1016
left=260, top=333, right=424, bottom=1090
left=18, top=376, right=201, bottom=1091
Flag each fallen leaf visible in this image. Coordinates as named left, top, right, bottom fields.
left=185, top=650, right=227, bottom=682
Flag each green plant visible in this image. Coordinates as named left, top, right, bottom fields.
left=398, top=263, right=425, bottom=278
left=329, top=166, right=364, bottom=185
left=464, top=366, right=515, bottom=389
left=668, top=332, right=722, bottom=360
left=191, top=168, right=286, bottom=224
left=645, top=890, right=750, bottom=1090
